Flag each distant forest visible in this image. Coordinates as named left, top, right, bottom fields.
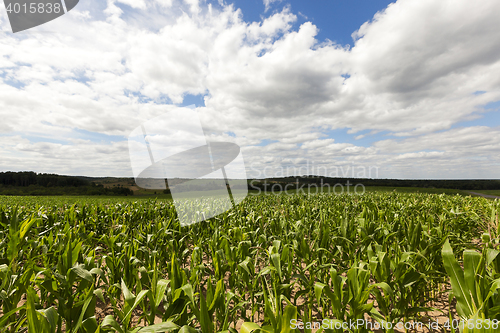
left=251, top=176, right=500, bottom=191
left=0, top=171, right=132, bottom=196
left=1, top=171, right=500, bottom=196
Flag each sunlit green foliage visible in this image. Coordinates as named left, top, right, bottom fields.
left=0, top=193, right=498, bottom=332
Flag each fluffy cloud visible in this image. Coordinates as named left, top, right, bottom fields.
left=0, top=0, right=499, bottom=178
left=263, top=0, right=283, bottom=12
left=345, top=0, right=500, bottom=134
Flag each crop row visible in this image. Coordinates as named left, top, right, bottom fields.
left=0, top=192, right=499, bottom=332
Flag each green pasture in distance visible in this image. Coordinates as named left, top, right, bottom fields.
left=0, top=195, right=163, bottom=208
left=0, top=186, right=470, bottom=208
left=247, top=186, right=467, bottom=196
left=466, top=190, right=500, bottom=197
left=364, top=186, right=468, bottom=195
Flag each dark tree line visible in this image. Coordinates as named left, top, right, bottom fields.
left=0, top=172, right=133, bottom=196
left=249, top=176, right=500, bottom=191
left=0, top=171, right=88, bottom=187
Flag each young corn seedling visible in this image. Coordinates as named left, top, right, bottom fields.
left=442, top=236, right=500, bottom=333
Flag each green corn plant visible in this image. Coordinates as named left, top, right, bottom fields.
left=142, top=258, right=170, bottom=325
left=40, top=227, right=104, bottom=332
left=26, top=287, right=59, bottom=333
left=314, top=263, right=377, bottom=333
left=101, top=279, right=178, bottom=333
left=1, top=210, right=38, bottom=328
left=240, top=304, right=298, bottom=333
left=442, top=236, right=500, bottom=333
left=101, top=316, right=179, bottom=333
left=237, top=256, right=258, bottom=322
left=367, top=243, right=434, bottom=331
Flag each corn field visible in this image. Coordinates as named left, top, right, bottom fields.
left=1, top=192, right=500, bottom=333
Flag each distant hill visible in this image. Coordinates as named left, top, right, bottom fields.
left=0, top=171, right=133, bottom=196
left=1, top=171, right=499, bottom=196
left=252, top=176, right=500, bottom=191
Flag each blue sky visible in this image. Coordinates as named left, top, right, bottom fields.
left=223, top=0, right=395, bottom=46
left=181, top=0, right=396, bottom=109
left=1, top=0, right=500, bottom=179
